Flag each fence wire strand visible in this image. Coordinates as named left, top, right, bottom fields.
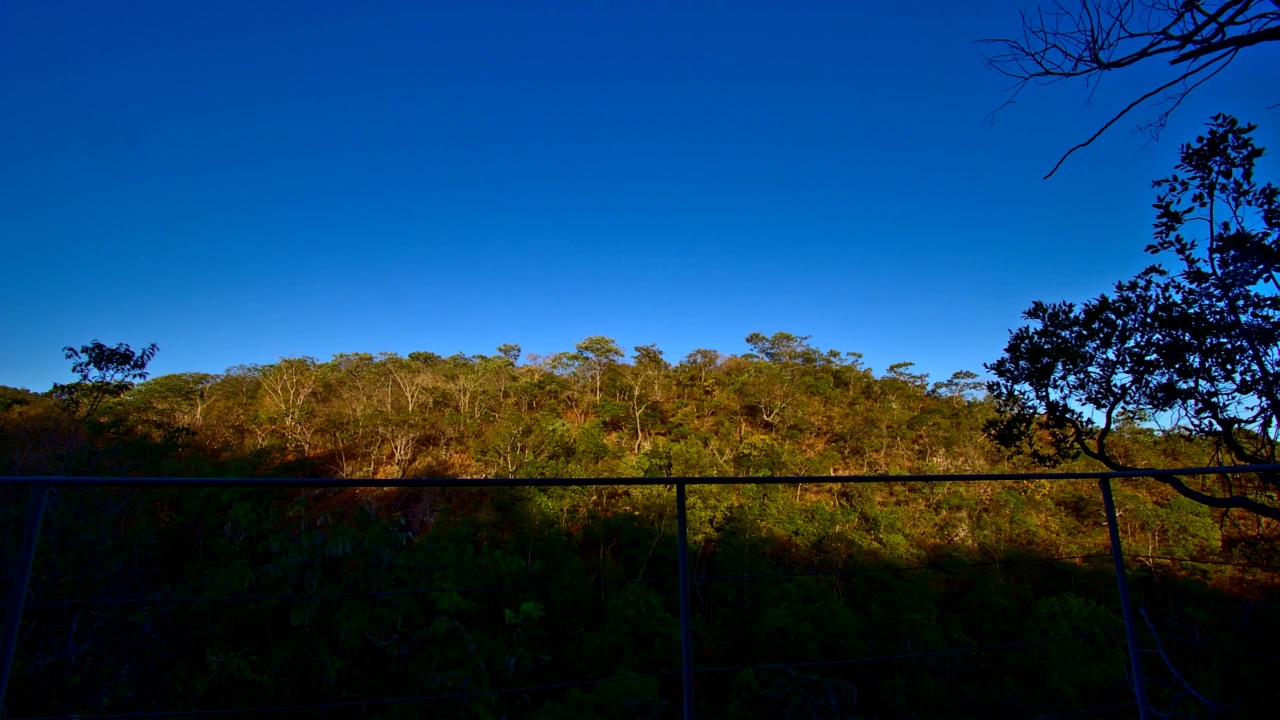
left=1134, top=554, right=1280, bottom=571
left=27, top=576, right=677, bottom=608
left=27, top=553, right=1124, bottom=609
left=30, top=551, right=1263, bottom=610
left=1159, top=633, right=1280, bottom=663
left=1028, top=702, right=1137, bottom=719
left=10, top=669, right=681, bottom=720
left=697, top=553, right=1113, bottom=582
left=9, top=628, right=1133, bottom=719
left=695, top=626, right=1127, bottom=675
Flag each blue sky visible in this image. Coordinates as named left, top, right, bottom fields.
left=2, top=1, right=1276, bottom=391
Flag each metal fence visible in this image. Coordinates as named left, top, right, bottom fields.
left=3, top=465, right=1279, bottom=720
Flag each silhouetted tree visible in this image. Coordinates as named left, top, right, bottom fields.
left=988, top=115, right=1280, bottom=518
left=51, top=340, right=159, bottom=421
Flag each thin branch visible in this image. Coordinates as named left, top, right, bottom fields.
left=980, top=1, right=1279, bottom=176
left=1043, top=50, right=1235, bottom=178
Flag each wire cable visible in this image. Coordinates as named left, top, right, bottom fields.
left=10, top=669, right=680, bottom=719
left=29, top=552, right=1116, bottom=607
left=697, top=553, right=1112, bottom=583
left=1131, top=555, right=1280, bottom=571
left=28, top=576, right=677, bottom=608
left=1158, top=634, right=1280, bottom=663
left=694, top=627, right=1126, bottom=675
left=6, top=463, right=1279, bottom=488
left=1028, top=702, right=1137, bottom=719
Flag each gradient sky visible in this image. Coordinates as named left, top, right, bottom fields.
left=2, top=0, right=1276, bottom=391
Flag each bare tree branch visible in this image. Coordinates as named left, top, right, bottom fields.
left=1042, top=50, right=1234, bottom=177
left=981, top=1, right=1280, bottom=176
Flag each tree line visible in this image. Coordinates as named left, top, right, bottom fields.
left=2, top=332, right=1275, bottom=717
left=2, top=332, right=1001, bottom=483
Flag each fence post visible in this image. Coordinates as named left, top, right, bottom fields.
left=1099, top=478, right=1150, bottom=720
left=1, top=484, right=50, bottom=718
left=675, top=482, right=696, bottom=720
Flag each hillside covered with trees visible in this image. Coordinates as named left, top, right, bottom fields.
left=6, top=332, right=1003, bottom=480
left=2, top=329, right=1276, bottom=719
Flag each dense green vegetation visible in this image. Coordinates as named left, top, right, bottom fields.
left=2, top=330, right=1277, bottom=719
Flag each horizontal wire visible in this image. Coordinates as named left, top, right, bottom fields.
left=28, top=575, right=676, bottom=608
left=29, top=553, right=1116, bottom=608
left=11, top=629, right=1133, bottom=718
left=1131, top=554, right=1280, bottom=571
left=11, top=669, right=680, bottom=720
left=1027, top=702, right=1137, bottom=719
left=5, top=463, right=1279, bottom=488
left=694, top=626, right=1126, bottom=675
left=1158, top=633, right=1280, bottom=663
left=30, top=551, right=1268, bottom=610
left=698, top=553, right=1113, bottom=582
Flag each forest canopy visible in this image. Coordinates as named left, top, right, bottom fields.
left=3, top=330, right=1276, bottom=719
left=2, top=332, right=997, bottom=481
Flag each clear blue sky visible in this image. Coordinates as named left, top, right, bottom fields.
left=2, top=1, right=1275, bottom=391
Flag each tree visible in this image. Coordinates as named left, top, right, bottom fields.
left=621, top=344, right=669, bottom=453
left=933, top=370, right=987, bottom=403
left=496, top=343, right=522, bottom=365
left=988, top=115, right=1280, bottom=518
left=573, top=336, right=624, bottom=401
left=129, top=372, right=218, bottom=429
left=256, top=357, right=320, bottom=453
left=0, top=386, right=40, bottom=413
left=744, top=332, right=823, bottom=365
left=52, top=340, right=159, bottom=421
left=983, top=0, right=1280, bottom=177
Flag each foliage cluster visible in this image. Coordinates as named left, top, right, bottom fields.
left=3, top=333, right=1005, bottom=482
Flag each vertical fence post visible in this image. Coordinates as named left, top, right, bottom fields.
left=675, top=482, right=696, bottom=720
left=1099, top=478, right=1150, bottom=720
left=1, top=484, right=50, bottom=717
